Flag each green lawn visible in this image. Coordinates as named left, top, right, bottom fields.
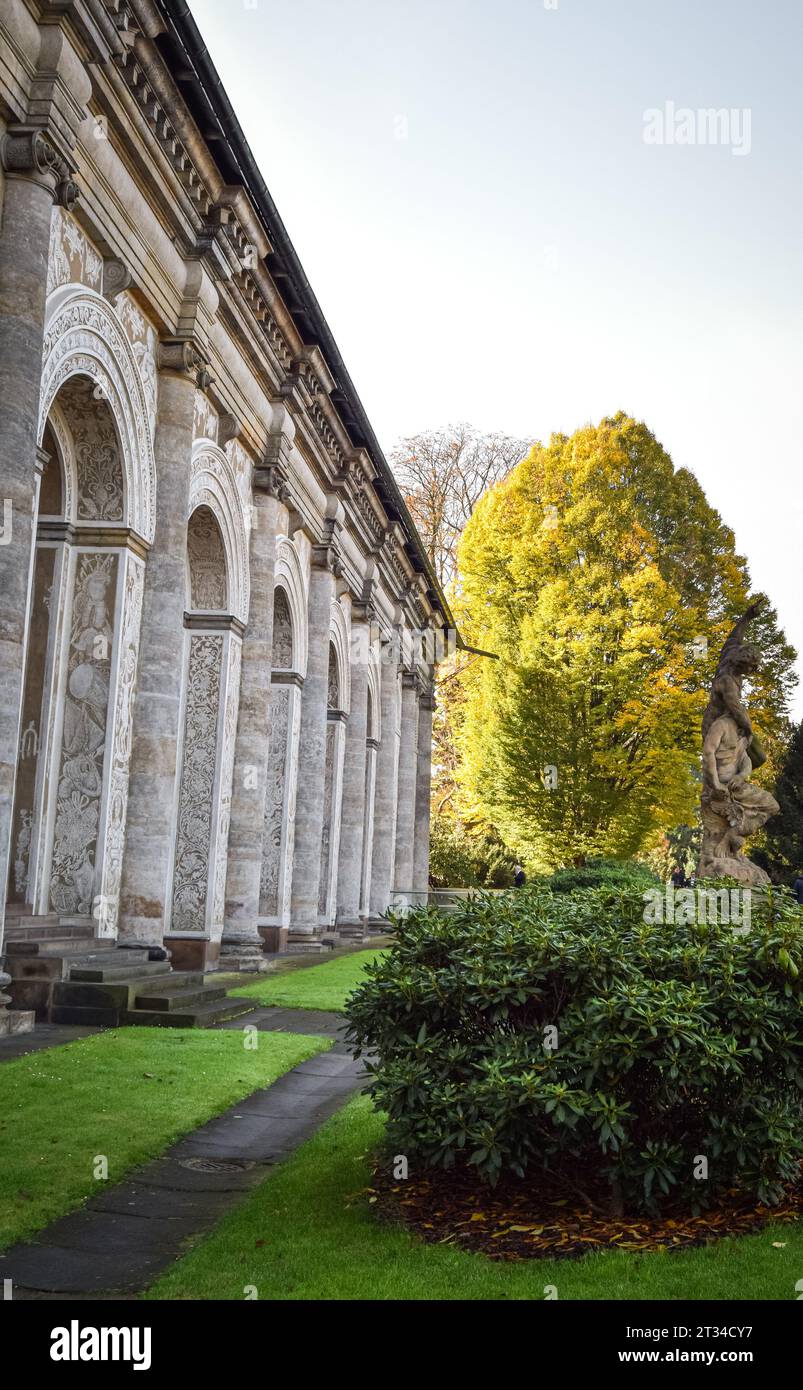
left=0, top=1026, right=328, bottom=1249
left=229, top=948, right=385, bottom=1013
left=146, top=1094, right=803, bottom=1301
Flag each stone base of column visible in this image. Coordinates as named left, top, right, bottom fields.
left=286, top=927, right=326, bottom=952
left=364, top=913, right=394, bottom=934
left=0, top=971, right=35, bottom=1036
left=0, top=1008, right=35, bottom=1037
left=257, top=924, right=288, bottom=955
left=336, top=917, right=365, bottom=941
left=218, top=934, right=271, bottom=973
left=163, top=934, right=219, bottom=972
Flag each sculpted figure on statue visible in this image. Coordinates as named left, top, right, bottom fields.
left=698, top=601, right=779, bottom=886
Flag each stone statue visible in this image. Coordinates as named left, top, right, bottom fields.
left=698, top=600, right=779, bottom=885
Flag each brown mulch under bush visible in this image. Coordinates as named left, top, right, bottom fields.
left=368, top=1156, right=803, bottom=1261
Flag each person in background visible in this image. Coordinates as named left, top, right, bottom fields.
left=513, top=864, right=526, bottom=888
left=792, top=872, right=803, bottom=905
left=670, top=864, right=686, bottom=889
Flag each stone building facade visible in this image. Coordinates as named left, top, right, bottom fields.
left=0, top=0, right=452, bottom=973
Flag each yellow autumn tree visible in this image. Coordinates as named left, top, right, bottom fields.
left=455, top=413, right=796, bottom=870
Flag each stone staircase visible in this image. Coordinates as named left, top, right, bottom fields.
left=2, top=909, right=255, bottom=1029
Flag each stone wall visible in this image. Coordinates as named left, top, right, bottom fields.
left=0, top=0, right=444, bottom=961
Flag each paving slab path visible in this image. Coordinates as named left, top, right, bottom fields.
left=1, top=1014, right=366, bottom=1299
left=0, top=1021, right=99, bottom=1062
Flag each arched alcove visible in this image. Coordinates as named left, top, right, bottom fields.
left=11, top=363, right=146, bottom=932
left=170, top=498, right=242, bottom=939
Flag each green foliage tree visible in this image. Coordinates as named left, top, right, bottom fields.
left=761, top=722, right=803, bottom=877
left=455, top=413, right=796, bottom=870
left=429, top=821, right=516, bottom=888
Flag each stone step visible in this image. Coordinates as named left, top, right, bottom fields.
left=132, top=970, right=206, bottom=994
left=122, top=996, right=256, bottom=1028
left=52, top=971, right=173, bottom=1013
left=132, top=983, right=227, bottom=1012
left=4, top=923, right=93, bottom=943
left=3, top=914, right=65, bottom=939
left=69, top=958, right=169, bottom=983
left=4, top=938, right=116, bottom=959
left=50, top=1002, right=122, bottom=1027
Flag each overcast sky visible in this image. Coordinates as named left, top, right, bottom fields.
left=190, top=0, right=803, bottom=714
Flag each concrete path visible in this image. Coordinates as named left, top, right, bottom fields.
left=0, top=1021, right=99, bottom=1062
left=218, top=1004, right=347, bottom=1038
left=1, top=1020, right=365, bottom=1299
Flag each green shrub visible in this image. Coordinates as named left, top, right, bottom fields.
left=347, top=883, right=803, bottom=1215
left=428, top=820, right=516, bottom=889
left=546, top=858, right=658, bottom=894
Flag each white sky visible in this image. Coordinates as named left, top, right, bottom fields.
left=190, top=0, right=803, bottom=714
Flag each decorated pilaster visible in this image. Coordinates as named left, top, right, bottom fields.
left=369, top=652, right=401, bottom=919
left=220, top=434, right=291, bottom=966
left=0, top=129, right=79, bottom=941
left=336, top=606, right=371, bottom=929
left=118, top=339, right=209, bottom=944
left=413, top=686, right=435, bottom=898
left=289, top=537, right=339, bottom=937
left=392, top=671, right=421, bottom=905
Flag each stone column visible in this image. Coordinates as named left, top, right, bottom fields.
left=336, top=612, right=370, bottom=928
left=369, top=655, right=401, bottom=919
left=392, top=672, right=420, bottom=904
left=0, top=133, right=73, bottom=941
left=412, top=688, right=435, bottom=899
left=118, top=343, right=204, bottom=944
left=220, top=460, right=289, bottom=966
left=289, top=544, right=337, bottom=937
left=359, top=736, right=378, bottom=919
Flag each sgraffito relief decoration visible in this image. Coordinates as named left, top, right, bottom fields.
left=272, top=587, right=294, bottom=668
left=14, top=813, right=33, bottom=898
left=189, top=448, right=250, bottom=622
left=171, top=634, right=224, bottom=932
left=49, top=553, right=118, bottom=916
left=211, top=638, right=242, bottom=934
left=260, top=684, right=290, bottom=918
left=187, top=506, right=228, bottom=610
left=57, top=376, right=124, bottom=522
left=46, top=208, right=103, bottom=297
left=96, top=557, right=145, bottom=935
left=193, top=389, right=218, bottom=444
left=228, top=438, right=253, bottom=513
left=40, top=288, right=157, bottom=545
left=9, top=546, right=56, bottom=904
left=117, top=293, right=158, bottom=441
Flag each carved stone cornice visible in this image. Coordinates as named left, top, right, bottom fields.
left=419, top=688, right=437, bottom=713
left=351, top=598, right=378, bottom=625
left=252, top=460, right=291, bottom=503
left=157, top=337, right=213, bottom=389
left=311, top=540, right=344, bottom=578
left=0, top=128, right=79, bottom=208
left=118, top=39, right=214, bottom=217
left=402, top=669, right=422, bottom=695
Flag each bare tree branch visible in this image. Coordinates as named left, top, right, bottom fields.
left=390, top=423, right=530, bottom=588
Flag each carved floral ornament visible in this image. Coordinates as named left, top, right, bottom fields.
left=39, top=287, right=156, bottom=544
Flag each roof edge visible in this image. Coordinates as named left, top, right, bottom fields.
left=152, top=0, right=457, bottom=640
